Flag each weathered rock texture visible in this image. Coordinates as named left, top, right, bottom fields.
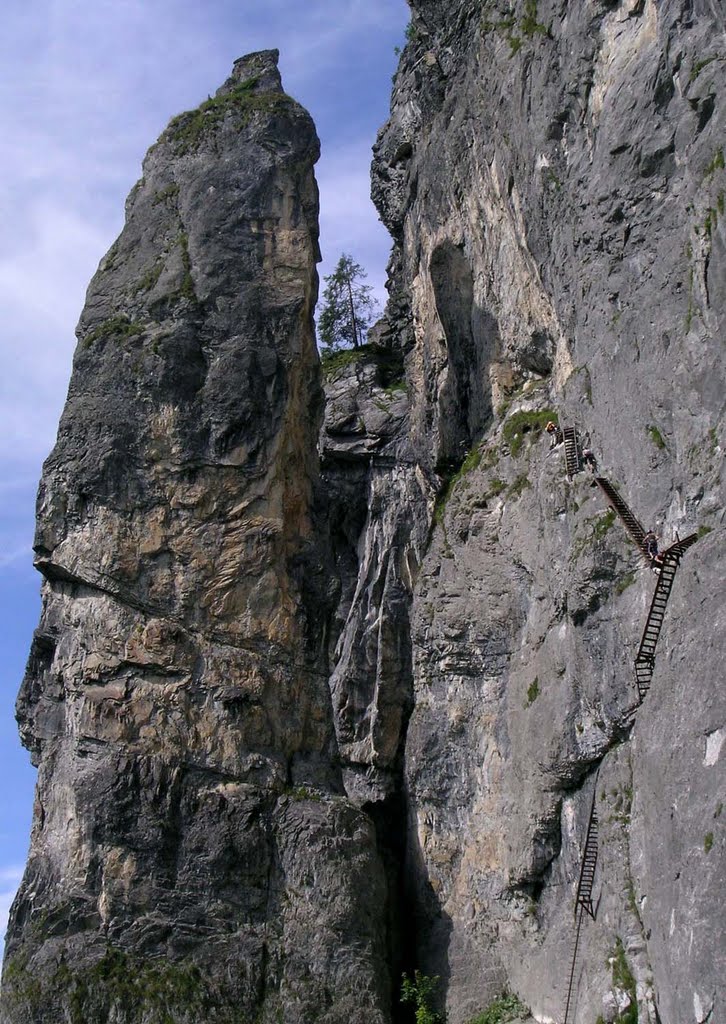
left=1, top=52, right=391, bottom=1024
left=357, top=1, right=725, bottom=1022
left=4, top=5, right=726, bottom=1024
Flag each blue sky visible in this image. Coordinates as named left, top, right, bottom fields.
left=0, top=0, right=409, bottom=950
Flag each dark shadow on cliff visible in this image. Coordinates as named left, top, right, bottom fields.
left=404, top=805, right=453, bottom=1021
left=429, top=241, right=498, bottom=473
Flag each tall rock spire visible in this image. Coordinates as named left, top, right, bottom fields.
left=2, top=51, right=391, bottom=1024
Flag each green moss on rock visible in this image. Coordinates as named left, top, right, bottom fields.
left=165, top=78, right=296, bottom=154
left=466, top=992, right=529, bottom=1024
left=503, top=408, right=558, bottom=457
left=610, top=938, right=638, bottom=1024
left=83, top=315, right=145, bottom=349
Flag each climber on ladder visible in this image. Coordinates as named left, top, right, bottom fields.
left=645, top=531, right=664, bottom=575
left=546, top=421, right=563, bottom=449
left=582, top=448, right=597, bottom=473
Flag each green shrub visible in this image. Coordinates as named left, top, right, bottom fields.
left=704, top=831, right=714, bottom=853
left=176, top=232, right=196, bottom=302
left=690, top=55, right=721, bottom=82
left=705, top=147, right=725, bottom=178
left=286, top=786, right=322, bottom=802
left=615, top=570, right=637, bottom=595
left=647, top=425, right=666, bottom=450
left=131, top=262, right=163, bottom=295
left=320, top=343, right=374, bottom=379
left=433, top=444, right=485, bottom=524
left=503, top=409, right=558, bottom=457
left=151, top=182, right=179, bottom=205
left=520, top=0, right=548, bottom=35
left=401, top=971, right=441, bottom=1024
left=405, top=22, right=419, bottom=42
left=466, top=992, right=529, bottom=1024
left=524, top=677, right=540, bottom=707
left=508, top=474, right=531, bottom=499
left=593, top=507, right=616, bottom=540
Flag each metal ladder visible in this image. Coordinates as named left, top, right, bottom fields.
left=594, top=477, right=648, bottom=555
left=574, top=792, right=599, bottom=919
left=563, top=427, right=583, bottom=478
left=562, top=906, right=586, bottom=1024
left=563, top=790, right=599, bottom=1024
left=633, top=533, right=699, bottom=699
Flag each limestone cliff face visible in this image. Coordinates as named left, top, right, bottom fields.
left=4, top=8, right=726, bottom=1024
left=352, top=1, right=725, bottom=1021
left=2, top=52, right=391, bottom=1024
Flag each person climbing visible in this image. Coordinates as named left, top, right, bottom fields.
left=643, top=531, right=659, bottom=561
left=546, top=421, right=563, bottom=448
left=582, top=448, right=597, bottom=472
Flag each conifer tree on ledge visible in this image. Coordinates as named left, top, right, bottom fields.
left=317, top=253, right=377, bottom=351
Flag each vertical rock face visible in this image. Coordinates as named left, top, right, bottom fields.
left=358, top=1, right=726, bottom=1022
left=5, top=7, right=726, bottom=1024
left=2, top=51, right=391, bottom=1024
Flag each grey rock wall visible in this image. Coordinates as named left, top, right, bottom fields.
left=351, top=0, right=726, bottom=1021
left=1, top=52, right=391, bottom=1024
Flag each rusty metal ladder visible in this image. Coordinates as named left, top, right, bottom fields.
left=563, top=427, right=583, bottom=478
left=594, top=477, right=648, bottom=556
left=633, top=533, right=700, bottom=699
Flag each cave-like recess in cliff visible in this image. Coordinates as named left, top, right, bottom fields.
left=429, top=241, right=495, bottom=467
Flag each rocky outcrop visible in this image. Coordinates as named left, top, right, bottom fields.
left=1, top=52, right=391, bottom=1024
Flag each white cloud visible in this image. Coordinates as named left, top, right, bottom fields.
left=0, top=866, right=23, bottom=949
left=315, top=159, right=397, bottom=321
left=0, top=1, right=406, bottom=471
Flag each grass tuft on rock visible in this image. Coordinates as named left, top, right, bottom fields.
left=82, top=315, right=144, bottom=349
left=593, top=507, right=617, bottom=540
left=466, top=992, right=529, bottom=1024
left=647, top=424, right=666, bottom=450
left=508, top=474, right=531, bottom=499
left=503, top=409, right=558, bottom=457
left=615, top=570, right=637, bottom=595
left=524, top=677, right=540, bottom=708
left=165, top=78, right=295, bottom=154
left=609, top=938, right=638, bottom=1024
left=320, top=344, right=373, bottom=378
left=433, top=444, right=485, bottom=524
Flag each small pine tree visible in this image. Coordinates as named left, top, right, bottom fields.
left=317, top=253, right=377, bottom=352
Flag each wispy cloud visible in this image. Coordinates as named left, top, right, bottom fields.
left=0, top=865, right=23, bottom=949
left=317, top=141, right=391, bottom=308
left=0, top=0, right=406, bottom=467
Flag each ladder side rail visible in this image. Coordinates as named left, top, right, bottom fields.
left=635, top=553, right=680, bottom=662
left=563, top=906, right=585, bottom=1024
left=593, top=478, right=647, bottom=548
left=573, top=791, right=599, bottom=919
